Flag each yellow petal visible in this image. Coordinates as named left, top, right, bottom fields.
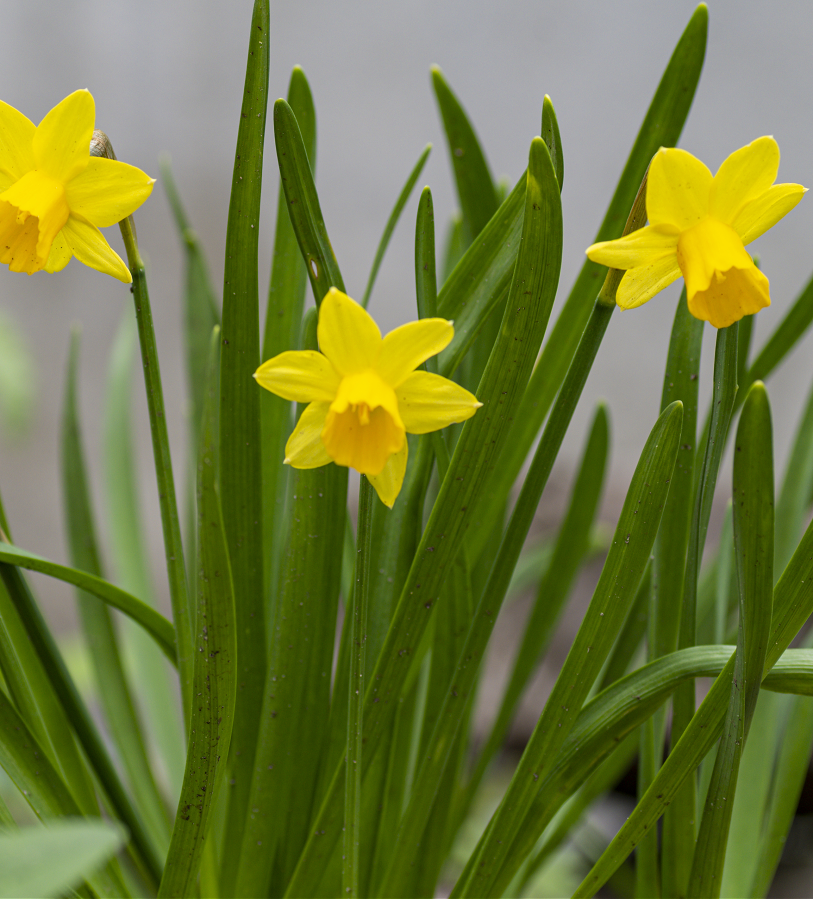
left=376, top=318, right=454, bottom=387
left=33, top=90, right=94, bottom=183
left=585, top=224, right=679, bottom=270
left=647, top=147, right=712, bottom=230
left=66, top=158, right=155, bottom=228
left=710, top=136, right=779, bottom=225
left=676, top=218, right=753, bottom=296
left=254, top=350, right=340, bottom=403
left=44, top=230, right=72, bottom=273
left=615, top=256, right=683, bottom=310
left=367, top=440, right=408, bottom=508
left=322, top=403, right=404, bottom=475
left=396, top=371, right=481, bottom=434
left=0, top=99, right=35, bottom=183
left=61, top=215, right=131, bottom=282
left=731, top=183, right=807, bottom=246
left=317, top=288, right=382, bottom=374
left=284, top=402, right=333, bottom=468
left=1, top=170, right=70, bottom=259
left=687, top=263, right=770, bottom=329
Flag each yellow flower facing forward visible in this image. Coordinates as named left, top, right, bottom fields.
left=586, top=137, right=806, bottom=328
left=254, top=288, right=482, bottom=507
left=0, top=90, right=154, bottom=283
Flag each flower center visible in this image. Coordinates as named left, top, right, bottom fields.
left=0, top=170, right=70, bottom=271
left=676, top=216, right=753, bottom=295
left=321, top=369, right=405, bottom=475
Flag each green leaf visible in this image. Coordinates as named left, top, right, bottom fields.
left=274, top=98, right=345, bottom=297
left=216, top=2, right=269, bottom=894
left=468, top=3, right=708, bottom=562
left=103, top=310, right=186, bottom=794
left=665, top=321, right=738, bottom=897
left=467, top=403, right=610, bottom=799
left=0, top=563, right=97, bottom=818
left=0, top=688, right=83, bottom=822
left=361, top=144, right=431, bottom=309
left=342, top=478, right=375, bottom=898
left=159, top=155, right=220, bottom=441
left=234, top=90, right=350, bottom=897
left=651, top=290, right=703, bottom=660
left=431, top=66, right=502, bottom=394
left=541, top=94, right=564, bottom=191
left=284, top=136, right=562, bottom=899
left=453, top=401, right=683, bottom=898
left=775, top=374, right=813, bottom=571
left=0, top=308, right=35, bottom=439
left=571, top=486, right=813, bottom=898
left=0, top=545, right=176, bottom=664
left=742, top=270, right=813, bottom=401
left=61, top=330, right=170, bottom=854
left=0, top=820, right=125, bottom=900
left=0, top=563, right=163, bottom=887
left=160, top=329, right=236, bottom=899
left=688, top=383, right=774, bottom=897
left=0, top=819, right=125, bottom=898
left=431, top=66, right=499, bottom=242
left=261, top=65, right=316, bottom=609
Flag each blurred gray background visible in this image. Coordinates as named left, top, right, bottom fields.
left=1, top=0, right=812, bottom=630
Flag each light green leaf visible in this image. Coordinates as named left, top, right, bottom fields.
left=0, top=820, right=125, bottom=900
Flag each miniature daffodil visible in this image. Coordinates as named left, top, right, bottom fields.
left=586, top=137, right=806, bottom=328
left=255, top=288, right=482, bottom=507
left=0, top=90, right=154, bottom=283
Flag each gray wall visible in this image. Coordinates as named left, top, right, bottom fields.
left=2, top=1, right=812, bottom=625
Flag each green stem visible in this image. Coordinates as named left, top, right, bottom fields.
left=118, top=213, right=193, bottom=719
left=343, top=476, right=374, bottom=898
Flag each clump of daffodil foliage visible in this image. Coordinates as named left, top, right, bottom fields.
left=3, top=4, right=813, bottom=900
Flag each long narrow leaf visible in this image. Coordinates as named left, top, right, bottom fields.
left=453, top=401, right=683, bottom=898
left=361, top=144, right=431, bottom=309
left=688, top=383, right=774, bottom=897
left=217, top=3, right=269, bottom=893
left=261, top=65, right=316, bottom=608
left=664, top=321, right=738, bottom=895
left=284, top=135, right=563, bottom=899
left=468, top=4, right=708, bottom=561
left=160, top=330, right=236, bottom=899
left=103, top=309, right=185, bottom=796
left=0, top=545, right=176, bottom=664
left=61, top=331, right=170, bottom=853
left=572, top=484, right=813, bottom=898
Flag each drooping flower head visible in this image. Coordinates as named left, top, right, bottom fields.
left=0, top=90, right=154, bottom=283
left=586, top=138, right=806, bottom=328
left=254, top=288, right=482, bottom=507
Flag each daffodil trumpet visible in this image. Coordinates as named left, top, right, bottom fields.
left=586, top=137, right=806, bottom=329
left=254, top=288, right=482, bottom=507
left=0, top=89, right=154, bottom=282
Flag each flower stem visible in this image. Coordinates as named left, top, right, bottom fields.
left=118, top=211, right=193, bottom=721
left=343, top=476, right=374, bottom=898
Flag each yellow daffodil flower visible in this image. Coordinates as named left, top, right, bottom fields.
left=0, top=90, right=154, bottom=283
left=586, top=137, right=806, bottom=328
left=255, top=288, right=482, bottom=507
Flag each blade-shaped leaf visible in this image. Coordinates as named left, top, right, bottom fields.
left=453, top=401, right=683, bottom=897
left=217, top=2, right=269, bottom=893
left=160, top=330, right=236, bottom=899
